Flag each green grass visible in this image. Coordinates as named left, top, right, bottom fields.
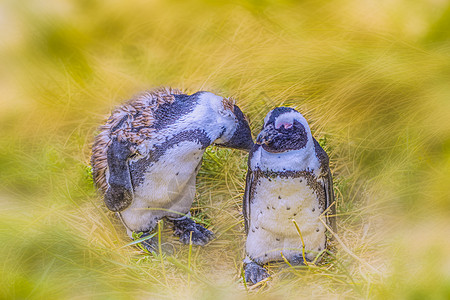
left=1, top=0, right=450, bottom=299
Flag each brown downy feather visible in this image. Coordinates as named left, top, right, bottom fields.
left=91, top=87, right=184, bottom=194
left=222, top=97, right=235, bottom=112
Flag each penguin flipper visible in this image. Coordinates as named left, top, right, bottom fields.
left=104, top=138, right=134, bottom=212
left=324, top=168, right=337, bottom=233
left=313, top=138, right=337, bottom=233
left=243, top=169, right=253, bottom=235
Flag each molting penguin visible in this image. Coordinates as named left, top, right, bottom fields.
left=242, top=107, right=336, bottom=284
left=91, top=87, right=253, bottom=250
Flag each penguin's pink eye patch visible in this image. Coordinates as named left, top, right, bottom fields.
left=275, top=121, right=293, bottom=130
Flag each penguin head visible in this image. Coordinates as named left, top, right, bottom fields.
left=196, top=92, right=254, bottom=152
left=256, top=107, right=311, bottom=153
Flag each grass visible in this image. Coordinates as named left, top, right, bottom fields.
left=1, top=0, right=450, bottom=299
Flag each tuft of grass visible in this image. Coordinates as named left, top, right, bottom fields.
left=1, top=0, right=450, bottom=299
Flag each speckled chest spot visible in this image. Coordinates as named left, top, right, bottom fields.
left=245, top=172, right=327, bottom=263
left=250, top=176, right=323, bottom=235
left=250, top=169, right=325, bottom=210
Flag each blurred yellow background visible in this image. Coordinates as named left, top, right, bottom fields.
left=1, top=0, right=449, bottom=299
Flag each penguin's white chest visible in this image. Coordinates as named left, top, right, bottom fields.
left=246, top=175, right=326, bottom=263
left=120, top=140, right=205, bottom=233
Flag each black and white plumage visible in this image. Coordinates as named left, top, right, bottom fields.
left=91, top=88, right=253, bottom=249
left=242, top=107, right=336, bottom=284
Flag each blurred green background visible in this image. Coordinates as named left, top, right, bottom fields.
left=1, top=0, right=450, bottom=299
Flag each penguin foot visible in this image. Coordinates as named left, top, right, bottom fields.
left=171, top=218, right=215, bottom=246
left=244, top=262, right=269, bottom=285
left=290, top=254, right=307, bottom=266
left=290, top=254, right=310, bottom=266
left=134, top=232, right=158, bottom=253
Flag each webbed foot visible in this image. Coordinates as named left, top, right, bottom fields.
left=290, top=254, right=307, bottom=266
left=244, top=262, right=269, bottom=285
left=134, top=232, right=158, bottom=253
left=171, top=217, right=214, bottom=246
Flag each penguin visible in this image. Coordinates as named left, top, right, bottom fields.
left=91, top=87, right=253, bottom=251
left=242, top=107, right=336, bottom=284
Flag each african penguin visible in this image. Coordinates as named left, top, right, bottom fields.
left=91, top=87, right=253, bottom=251
left=242, top=107, right=336, bottom=284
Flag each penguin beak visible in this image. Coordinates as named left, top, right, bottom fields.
left=255, top=125, right=277, bottom=145
left=255, top=131, right=269, bottom=145
left=216, top=105, right=254, bottom=152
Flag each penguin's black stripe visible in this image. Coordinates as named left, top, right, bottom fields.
left=313, top=138, right=329, bottom=175
left=111, top=115, right=129, bottom=132
left=151, top=93, right=202, bottom=130
left=129, top=129, right=211, bottom=187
